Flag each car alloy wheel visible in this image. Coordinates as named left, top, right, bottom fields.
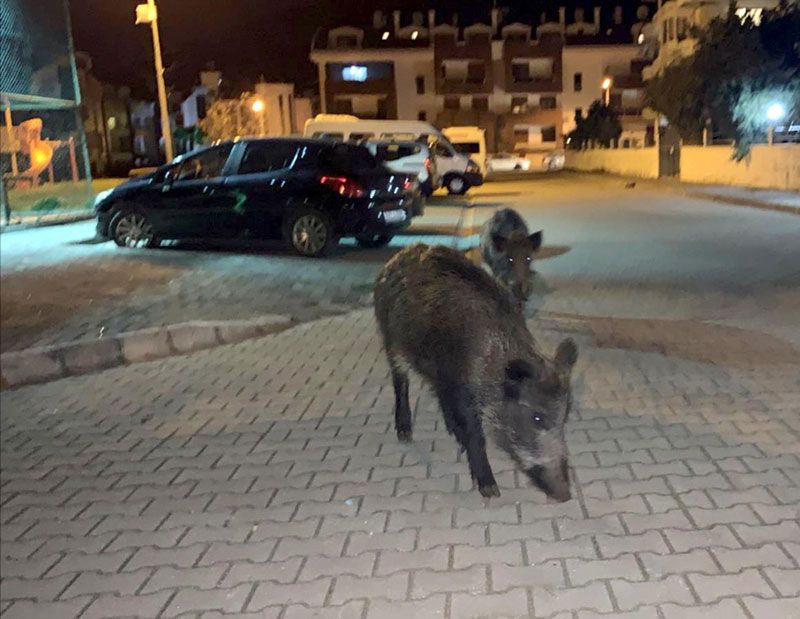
left=114, top=212, right=155, bottom=248
left=292, top=213, right=328, bottom=256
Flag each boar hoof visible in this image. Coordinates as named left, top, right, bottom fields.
left=479, top=484, right=501, bottom=498
left=397, top=430, right=413, bottom=443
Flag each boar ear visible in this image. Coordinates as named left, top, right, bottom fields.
left=491, top=233, right=507, bottom=253
left=528, top=230, right=543, bottom=251
left=504, top=359, right=534, bottom=399
left=554, top=338, right=578, bottom=374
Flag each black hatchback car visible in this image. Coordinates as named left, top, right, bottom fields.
left=95, top=138, right=418, bottom=257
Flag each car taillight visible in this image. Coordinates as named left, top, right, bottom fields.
left=403, top=177, right=413, bottom=191
left=424, top=157, right=432, bottom=174
left=319, top=175, right=365, bottom=198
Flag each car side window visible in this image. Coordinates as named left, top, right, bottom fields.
left=175, top=145, right=232, bottom=181
left=238, top=142, right=299, bottom=175
left=432, top=141, right=452, bottom=158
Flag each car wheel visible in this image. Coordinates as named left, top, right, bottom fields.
left=446, top=175, right=468, bottom=195
left=514, top=163, right=523, bottom=170
left=285, top=208, right=336, bottom=257
left=356, top=234, right=393, bottom=248
left=110, top=208, right=159, bottom=248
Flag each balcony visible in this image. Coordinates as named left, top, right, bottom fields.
left=507, top=76, right=561, bottom=94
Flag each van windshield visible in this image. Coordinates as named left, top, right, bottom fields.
left=432, top=134, right=457, bottom=155
left=452, top=142, right=481, bottom=154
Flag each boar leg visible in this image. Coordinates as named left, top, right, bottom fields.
left=438, top=384, right=499, bottom=497
left=388, top=356, right=412, bottom=442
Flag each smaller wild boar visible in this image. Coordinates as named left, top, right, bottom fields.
left=480, top=208, right=543, bottom=302
left=374, top=244, right=578, bottom=500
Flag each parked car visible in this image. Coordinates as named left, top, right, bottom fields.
left=94, top=138, right=417, bottom=257
left=304, top=115, right=483, bottom=195
left=542, top=150, right=566, bottom=171
left=487, top=153, right=531, bottom=173
left=363, top=139, right=437, bottom=200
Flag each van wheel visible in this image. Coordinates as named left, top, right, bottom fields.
left=356, top=234, right=393, bottom=248
left=284, top=208, right=336, bottom=257
left=446, top=175, right=468, bottom=195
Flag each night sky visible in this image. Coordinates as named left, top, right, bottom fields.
left=69, top=0, right=654, bottom=99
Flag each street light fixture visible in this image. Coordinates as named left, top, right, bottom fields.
left=601, top=77, right=612, bottom=106
left=251, top=99, right=266, bottom=136
left=766, top=102, right=786, bottom=145
left=135, top=0, right=173, bottom=162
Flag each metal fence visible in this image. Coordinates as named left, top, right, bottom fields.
left=1, top=0, right=93, bottom=226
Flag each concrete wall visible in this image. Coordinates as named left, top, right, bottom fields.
left=565, top=147, right=659, bottom=178
left=680, top=145, right=800, bottom=191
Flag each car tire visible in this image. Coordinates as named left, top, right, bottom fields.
left=446, top=174, right=468, bottom=195
left=355, top=234, right=393, bottom=248
left=284, top=208, right=337, bottom=257
left=514, top=164, right=522, bottom=170
left=109, top=207, right=159, bottom=249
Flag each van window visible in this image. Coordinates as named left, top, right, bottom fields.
left=431, top=141, right=453, bottom=158
left=380, top=132, right=416, bottom=141
left=312, top=132, right=344, bottom=141
left=452, top=142, right=481, bottom=154
left=319, top=143, right=377, bottom=173
left=374, top=143, right=422, bottom=162
left=348, top=132, right=374, bottom=142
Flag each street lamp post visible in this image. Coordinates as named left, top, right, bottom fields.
left=601, top=77, right=612, bottom=107
left=766, top=102, right=785, bottom=145
left=136, top=1, right=173, bottom=162
left=252, top=99, right=266, bottom=137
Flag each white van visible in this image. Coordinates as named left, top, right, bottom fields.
left=363, top=139, right=438, bottom=197
left=443, top=126, right=487, bottom=176
left=304, top=115, right=483, bottom=195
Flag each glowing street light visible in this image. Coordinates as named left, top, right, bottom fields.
left=251, top=99, right=266, bottom=136
left=766, top=102, right=786, bottom=121
left=381, top=31, right=390, bottom=41
left=601, top=77, right=612, bottom=106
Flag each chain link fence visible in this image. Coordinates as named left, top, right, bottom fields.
left=1, top=0, right=94, bottom=226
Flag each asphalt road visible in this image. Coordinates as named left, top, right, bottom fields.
left=2, top=172, right=799, bottom=351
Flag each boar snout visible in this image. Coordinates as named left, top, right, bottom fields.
left=528, top=458, right=571, bottom=502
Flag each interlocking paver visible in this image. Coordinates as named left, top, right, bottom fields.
left=80, top=590, right=172, bottom=619
left=2, top=307, right=798, bottom=618
left=660, top=598, right=749, bottom=619
left=742, top=595, right=800, bottom=619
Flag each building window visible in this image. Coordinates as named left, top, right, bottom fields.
left=444, top=96, right=460, bottom=110
left=540, top=96, right=556, bottom=109
left=512, top=61, right=531, bottom=83
left=514, top=127, right=530, bottom=144
left=415, top=76, right=425, bottom=94
left=511, top=96, right=528, bottom=113
left=662, top=21, right=668, bottom=43
left=676, top=18, right=689, bottom=41
left=541, top=126, right=556, bottom=142
left=335, top=35, right=358, bottom=48
left=418, top=111, right=427, bottom=121
left=575, top=107, right=583, bottom=120
left=342, top=65, right=368, bottom=82
left=466, top=62, right=486, bottom=84
left=472, top=96, right=488, bottom=112
left=573, top=72, right=582, bottom=92
left=334, top=97, right=354, bottom=114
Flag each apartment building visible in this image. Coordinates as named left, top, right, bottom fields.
left=310, top=6, right=654, bottom=153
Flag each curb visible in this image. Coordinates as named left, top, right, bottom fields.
left=0, top=315, right=294, bottom=390
left=0, top=212, right=94, bottom=234
left=682, top=191, right=800, bottom=216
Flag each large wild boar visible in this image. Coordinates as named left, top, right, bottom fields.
left=480, top=208, right=543, bottom=302
left=374, top=244, right=577, bottom=500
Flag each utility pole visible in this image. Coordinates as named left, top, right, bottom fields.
left=136, top=1, right=173, bottom=161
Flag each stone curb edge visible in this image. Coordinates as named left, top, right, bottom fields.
left=0, top=315, right=295, bottom=390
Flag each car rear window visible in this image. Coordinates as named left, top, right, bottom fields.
left=238, top=142, right=299, bottom=174
left=318, top=143, right=377, bottom=173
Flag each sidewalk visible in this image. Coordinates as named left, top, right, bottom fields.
left=679, top=183, right=800, bottom=215
left=1, top=308, right=798, bottom=618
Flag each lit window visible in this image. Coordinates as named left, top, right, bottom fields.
left=411, top=30, right=419, bottom=40
left=382, top=31, right=390, bottom=41
left=342, top=65, right=368, bottom=82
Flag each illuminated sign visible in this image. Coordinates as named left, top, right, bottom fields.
left=342, top=65, right=368, bottom=82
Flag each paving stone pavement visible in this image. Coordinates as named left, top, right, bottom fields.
left=1, top=309, right=799, bottom=618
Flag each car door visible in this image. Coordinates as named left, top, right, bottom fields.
left=156, top=144, right=235, bottom=239
left=224, top=140, right=302, bottom=238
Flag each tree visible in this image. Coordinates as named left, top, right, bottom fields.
left=198, top=92, right=262, bottom=142
left=567, top=101, right=622, bottom=149
left=645, top=1, right=800, bottom=158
